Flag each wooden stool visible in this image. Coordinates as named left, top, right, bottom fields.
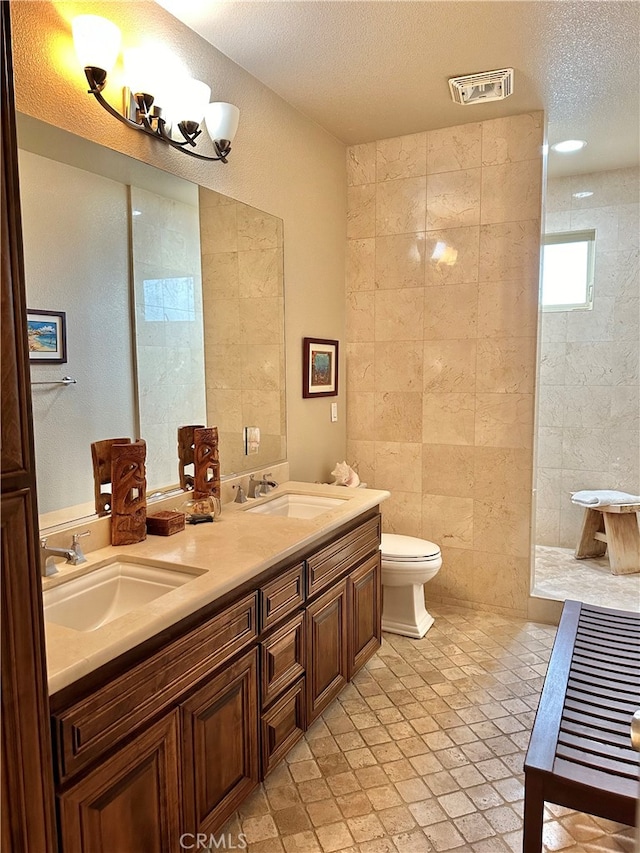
left=575, top=503, right=640, bottom=574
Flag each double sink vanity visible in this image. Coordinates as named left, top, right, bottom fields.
left=43, top=482, right=389, bottom=852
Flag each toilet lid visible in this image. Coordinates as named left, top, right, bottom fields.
left=381, top=533, right=441, bottom=561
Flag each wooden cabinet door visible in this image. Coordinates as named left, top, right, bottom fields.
left=348, top=554, right=381, bottom=679
left=58, top=710, right=182, bottom=853
left=306, top=579, right=348, bottom=725
left=181, top=648, right=259, bottom=836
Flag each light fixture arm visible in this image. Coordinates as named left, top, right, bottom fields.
left=82, top=67, right=232, bottom=163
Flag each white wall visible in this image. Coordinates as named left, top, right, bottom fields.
left=12, top=0, right=348, bottom=487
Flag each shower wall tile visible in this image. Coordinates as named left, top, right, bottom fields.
left=536, top=167, right=640, bottom=548
left=381, top=490, right=423, bottom=537
left=535, top=507, right=560, bottom=546
left=480, top=159, right=542, bottom=225
left=424, top=225, right=480, bottom=286
left=477, top=279, right=538, bottom=339
left=562, top=386, right=611, bottom=427
left=375, top=442, right=422, bottom=492
left=377, top=132, right=427, bottom=181
left=474, top=393, right=535, bottom=449
left=422, top=393, right=476, bottom=447
left=424, top=284, right=478, bottom=340
left=238, top=248, right=283, bottom=298
left=347, top=184, right=377, bottom=239
left=473, top=447, right=533, bottom=504
left=423, top=339, right=477, bottom=393
left=346, top=391, right=374, bottom=441
left=376, top=177, right=427, bottom=235
left=346, top=291, right=375, bottom=342
left=374, top=391, right=423, bottom=442
left=346, top=112, right=544, bottom=616
left=478, top=220, right=541, bottom=283
left=374, top=288, right=424, bottom=340
left=347, top=142, right=377, bottom=186
left=422, top=444, right=475, bottom=498
left=346, top=343, right=375, bottom=392
left=481, top=113, right=544, bottom=166
left=426, top=168, right=481, bottom=230
left=475, top=337, right=536, bottom=394
left=375, top=233, right=425, bottom=289
left=374, top=341, right=423, bottom=391
left=427, top=123, right=481, bottom=174
left=346, top=238, right=376, bottom=292
left=473, top=500, right=530, bottom=558
left=472, top=552, right=531, bottom=610
left=535, top=386, right=564, bottom=428
left=422, top=494, right=474, bottom=550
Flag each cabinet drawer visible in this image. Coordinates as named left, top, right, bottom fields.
left=54, top=593, right=257, bottom=782
left=260, top=561, right=305, bottom=631
left=261, top=613, right=305, bottom=708
left=261, top=678, right=305, bottom=777
left=307, top=514, right=380, bottom=598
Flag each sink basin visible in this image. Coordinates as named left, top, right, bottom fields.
left=245, top=493, right=347, bottom=519
left=43, top=560, right=203, bottom=632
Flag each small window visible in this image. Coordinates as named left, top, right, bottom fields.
left=541, top=229, right=596, bottom=312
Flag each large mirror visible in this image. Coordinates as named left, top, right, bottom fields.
left=17, top=115, right=286, bottom=528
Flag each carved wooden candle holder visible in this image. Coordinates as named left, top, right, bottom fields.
left=193, top=427, right=220, bottom=501
left=110, top=439, right=147, bottom=546
left=90, top=437, right=132, bottom=516
left=177, top=424, right=205, bottom=491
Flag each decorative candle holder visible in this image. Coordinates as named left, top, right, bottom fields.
left=111, top=439, right=147, bottom=545
left=177, top=424, right=205, bottom=491
left=193, top=427, right=220, bottom=500
left=90, top=437, right=132, bottom=515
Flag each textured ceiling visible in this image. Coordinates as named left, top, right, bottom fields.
left=156, top=0, right=640, bottom=177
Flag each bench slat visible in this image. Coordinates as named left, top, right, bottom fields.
left=555, top=743, right=638, bottom=781
left=562, top=708, right=634, bottom=739
left=557, top=731, right=637, bottom=765
left=560, top=719, right=633, bottom=749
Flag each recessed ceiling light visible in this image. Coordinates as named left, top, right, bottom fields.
left=551, top=139, right=587, bottom=154
left=572, top=191, right=593, bottom=199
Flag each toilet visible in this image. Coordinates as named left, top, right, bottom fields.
left=380, top=533, right=442, bottom=638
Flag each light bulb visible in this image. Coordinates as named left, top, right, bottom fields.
left=180, top=79, right=212, bottom=126
left=551, top=140, right=587, bottom=154
left=204, top=102, right=240, bottom=143
left=72, top=15, right=121, bottom=73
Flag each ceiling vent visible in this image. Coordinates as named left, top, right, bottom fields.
left=448, top=68, right=514, bottom=106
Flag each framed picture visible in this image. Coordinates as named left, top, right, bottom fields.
left=27, top=309, right=67, bottom=363
left=303, top=337, right=339, bottom=398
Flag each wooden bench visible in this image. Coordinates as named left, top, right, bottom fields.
left=523, top=600, right=639, bottom=852
left=575, top=503, right=640, bottom=575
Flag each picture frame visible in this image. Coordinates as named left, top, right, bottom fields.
left=302, top=337, right=339, bottom=398
left=27, top=309, right=67, bottom=363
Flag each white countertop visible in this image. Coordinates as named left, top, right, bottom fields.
left=43, top=482, right=390, bottom=695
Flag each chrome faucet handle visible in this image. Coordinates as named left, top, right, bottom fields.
left=70, top=530, right=90, bottom=564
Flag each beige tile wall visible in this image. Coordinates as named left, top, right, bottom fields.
left=200, top=188, right=286, bottom=475
left=346, top=113, right=544, bottom=617
left=536, top=167, right=640, bottom=548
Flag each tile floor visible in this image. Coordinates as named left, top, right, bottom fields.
left=534, top=546, right=640, bottom=612
left=222, top=605, right=637, bottom=853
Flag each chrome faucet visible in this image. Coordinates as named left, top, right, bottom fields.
left=256, top=473, right=278, bottom=496
left=40, top=531, right=90, bottom=577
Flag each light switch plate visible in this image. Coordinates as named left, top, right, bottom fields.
left=331, top=403, right=338, bottom=422
left=244, top=426, right=260, bottom=455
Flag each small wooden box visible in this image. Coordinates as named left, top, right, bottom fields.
left=146, top=511, right=185, bottom=536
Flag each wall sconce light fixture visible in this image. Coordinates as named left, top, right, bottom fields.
left=72, top=15, right=240, bottom=163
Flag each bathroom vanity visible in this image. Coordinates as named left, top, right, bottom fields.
left=43, top=484, right=388, bottom=852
